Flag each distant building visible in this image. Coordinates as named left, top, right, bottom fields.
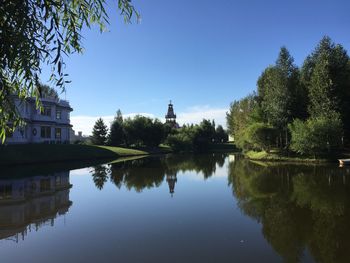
left=70, top=129, right=87, bottom=143
left=165, top=100, right=180, bottom=128
left=5, top=95, right=73, bottom=144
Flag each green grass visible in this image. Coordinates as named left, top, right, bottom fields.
left=0, top=144, right=169, bottom=166
left=244, top=150, right=331, bottom=163
left=98, top=146, right=148, bottom=156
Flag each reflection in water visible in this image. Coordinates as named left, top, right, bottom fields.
left=89, top=154, right=227, bottom=195
left=2, top=155, right=350, bottom=263
left=166, top=173, right=177, bottom=196
left=0, top=172, right=72, bottom=242
left=228, top=160, right=350, bottom=263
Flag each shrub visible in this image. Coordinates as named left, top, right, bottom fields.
left=246, top=123, right=276, bottom=152
left=289, top=114, right=343, bottom=157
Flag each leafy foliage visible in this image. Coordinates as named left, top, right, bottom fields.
left=215, top=125, right=229, bottom=143
left=226, top=93, right=259, bottom=140
left=123, top=116, right=165, bottom=147
left=166, top=119, right=227, bottom=152
left=289, top=114, right=343, bottom=156
left=0, top=0, right=138, bottom=142
left=302, top=37, right=350, bottom=137
left=227, top=36, right=350, bottom=154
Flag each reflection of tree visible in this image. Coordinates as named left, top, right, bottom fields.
left=90, top=165, right=109, bottom=190
left=95, top=154, right=228, bottom=193
left=164, top=154, right=226, bottom=179
left=228, top=160, right=350, bottom=263
left=292, top=173, right=350, bottom=263
left=109, top=158, right=166, bottom=192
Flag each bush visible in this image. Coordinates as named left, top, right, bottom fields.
left=234, top=123, right=276, bottom=152
left=123, top=116, right=164, bottom=147
left=246, top=123, right=276, bottom=152
left=289, top=114, right=343, bottom=157
left=166, top=132, right=194, bottom=152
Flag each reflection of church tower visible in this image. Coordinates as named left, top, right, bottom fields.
left=165, top=100, right=179, bottom=128
left=166, top=173, right=177, bottom=197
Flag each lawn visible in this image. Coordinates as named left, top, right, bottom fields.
left=0, top=144, right=164, bottom=166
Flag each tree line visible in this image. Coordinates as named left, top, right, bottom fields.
left=90, top=110, right=228, bottom=151
left=226, top=36, right=350, bottom=157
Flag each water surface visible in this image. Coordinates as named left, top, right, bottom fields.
left=0, top=154, right=349, bottom=262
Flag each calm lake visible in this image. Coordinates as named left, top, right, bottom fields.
left=0, top=154, right=349, bottom=263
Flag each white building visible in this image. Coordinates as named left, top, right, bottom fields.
left=5, top=96, right=73, bottom=144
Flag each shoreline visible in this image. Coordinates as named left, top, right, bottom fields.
left=243, top=150, right=348, bottom=164
left=0, top=144, right=171, bottom=167
left=0, top=143, right=237, bottom=167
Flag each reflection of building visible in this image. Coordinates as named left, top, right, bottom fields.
left=0, top=171, right=72, bottom=242
left=166, top=173, right=177, bottom=197
left=165, top=101, right=179, bottom=128
left=5, top=96, right=73, bottom=144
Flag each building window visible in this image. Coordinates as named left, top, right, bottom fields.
left=40, top=179, right=51, bottom=192
left=55, top=176, right=61, bottom=187
left=41, top=126, right=51, bottom=138
left=55, top=128, right=61, bottom=139
left=41, top=106, right=51, bottom=116
left=0, top=185, right=12, bottom=200
left=56, top=110, right=62, bottom=119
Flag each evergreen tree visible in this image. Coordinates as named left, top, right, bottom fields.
left=91, top=118, right=108, bottom=145
left=115, top=109, right=124, bottom=124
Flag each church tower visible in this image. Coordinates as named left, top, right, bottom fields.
left=165, top=100, right=179, bottom=128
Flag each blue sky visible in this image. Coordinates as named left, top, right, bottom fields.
left=43, top=0, right=350, bottom=134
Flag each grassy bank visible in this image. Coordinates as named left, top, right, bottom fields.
left=0, top=144, right=170, bottom=166
left=0, top=143, right=237, bottom=166
left=244, top=150, right=340, bottom=163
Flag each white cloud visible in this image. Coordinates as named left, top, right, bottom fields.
left=176, top=105, right=228, bottom=127
left=70, top=106, right=228, bottom=136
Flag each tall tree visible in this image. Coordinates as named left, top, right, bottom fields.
left=0, top=0, right=138, bottom=142
left=115, top=109, right=124, bottom=124
left=91, top=118, right=108, bottom=145
left=302, top=36, right=350, bottom=139
left=108, top=110, right=125, bottom=146
left=258, top=47, right=302, bottom=147
left=226, top=93, right=258, bottom=139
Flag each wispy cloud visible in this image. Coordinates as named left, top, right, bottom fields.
left=71, top=105, right=228, bottom=136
